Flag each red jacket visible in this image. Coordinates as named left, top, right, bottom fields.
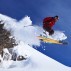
left=43, top=17, right=56, bottom=28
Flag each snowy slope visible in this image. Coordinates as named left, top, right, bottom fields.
left=0, top=42, right=71, bottom=71
left=0, top=14, right=71, bottom=71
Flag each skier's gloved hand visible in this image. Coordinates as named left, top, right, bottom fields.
left=49, top=29, right=54, bottom=35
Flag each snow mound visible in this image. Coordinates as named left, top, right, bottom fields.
left=0, top=42, right=71, bottom=71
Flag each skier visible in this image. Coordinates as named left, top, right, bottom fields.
left=43, top=16, right=59, bottom=35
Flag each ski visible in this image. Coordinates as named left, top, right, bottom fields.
left=37, top=36, right=68, bottom=45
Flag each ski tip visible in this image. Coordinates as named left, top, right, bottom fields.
left=62, top=42, right=68, bottom=45
left=59, top=41, right=68, bottom=45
